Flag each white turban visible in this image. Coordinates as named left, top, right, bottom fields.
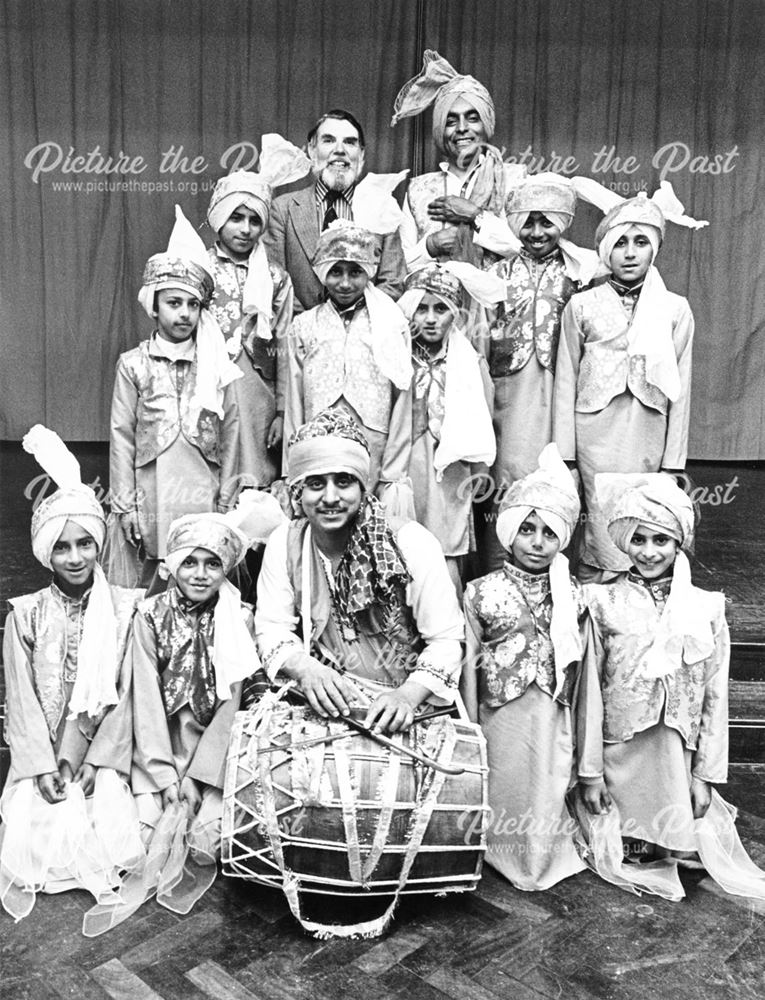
left=22, top=426, right=119, bottom=720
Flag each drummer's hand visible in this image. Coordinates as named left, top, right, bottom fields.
left=282, top=652, right=353, bottom=719
left=364, top=680, right=430, bottom=734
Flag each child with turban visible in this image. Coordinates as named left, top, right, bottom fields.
left=284, top=219, right=413, bottom=495
left=205, top=134, right=310, bottom=487
left=82, top=490, right=286, bottom=932
left=110, top=206, right=243, bottom=587
left=1, top=426, right=143, bottom=922
left=479, top=172, right=609, bottom=571
left=462, top=444, right=587, bottom=890
left=575, top=473, right=765, bottom=902
left=392, top=49, right=527, bottom=270
left=553, top=183, right=707, bottom=581
left=397, top=261, right=504, bottom=589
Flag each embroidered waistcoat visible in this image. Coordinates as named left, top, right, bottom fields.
left=585, top=574, right=727, bottom=748
left=466, top=563, right=582, bottom=709
left=118, top=340, right=223, bottom=467
left=293, top=303, right=394, bottom=433
left=489, top=251, right=575, bottom=378
left=9, top=584, right=140, bottom=742
left=568, top=284, right=687, bottom=415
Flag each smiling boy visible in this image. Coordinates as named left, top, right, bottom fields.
left=1, top=426, right=142, bottom=920
left=283, top=220, right=412, bottom=494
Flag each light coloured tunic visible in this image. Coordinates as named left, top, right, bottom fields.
left=1, top=582, right=142, bottom=904
left=255, top=518, right=464, bottom=702
left=128, top=591, right=253, bottom=853
left=475, top=250, right=579, bottom=573
left=110, top=334, right=240, bottom=559
left=553, top=282, right=693, bottom=572
left=207, top=244, right=294, bottom=486
left=3, top=582, right=140, bottom=786
left=462, top=562, right=586, bottom=889
left=285, top=299, right=411, bottom=491
left=401, top=159, right=526, bottom=270
left=408, top=340, right=493, bottom=560
left=577, top=572, right=729, bottom=846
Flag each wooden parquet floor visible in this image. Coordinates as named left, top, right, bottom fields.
left=2, top=765, right=765, bottom=1000
left=2, top=448, right=765, bottom=998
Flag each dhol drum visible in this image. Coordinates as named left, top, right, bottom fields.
left=221, top=699, right=489, bottom=937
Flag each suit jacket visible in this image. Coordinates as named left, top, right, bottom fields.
left=262, top=182, right=406, bottom=312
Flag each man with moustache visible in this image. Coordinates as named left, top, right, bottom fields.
left=255, top=412, right=464, bottom=733
left=391, top=50, right=527, bottom=270
left=262, top=109, right=406, bottom=312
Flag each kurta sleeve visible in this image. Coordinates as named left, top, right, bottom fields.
left=395, top=521, right=464, bottom=701
left=186, top=681, right=242, bottom=789
left=378, top=384, right=413, bottom=487
left=217, top=381, right=241, bottom=511
left=552, top=299, right=583, bottom=463
left=661, top=300, right=694, bottom=471
left=129, top=611, right=178, bottom=794
left=109, top=357, right=139, bottom=514
left=460, top=588, right=483, bottom=724
left=85, top=628, right=135, bottom=775
left=254, top=522, right=304, bottom=681
left=56, top=720, right=91, bottom=775
left=2, top=610, right=58, bottom=780
left=272, top=268, right=295, bottom=414
left=576, top=611, right=607, bottom=783
left=692, top=598, right=730, bottom=784
left=283, top=318, right=306, bottom=469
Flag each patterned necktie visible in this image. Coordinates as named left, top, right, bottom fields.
left=322, top=190, right=340, bottom=230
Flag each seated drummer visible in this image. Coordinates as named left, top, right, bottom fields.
left=255, top=410, right=464, bottom=733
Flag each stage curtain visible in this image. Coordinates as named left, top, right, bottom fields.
left=0, top=0, right=419, bottom=439
left=420, top=0, right=764, bottom=460
left=1, top=0, right=763, bottom=459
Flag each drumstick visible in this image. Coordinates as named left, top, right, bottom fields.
left=256, top=727, right=363, bottom=756
left=340, top=714, right=466, bottom=776
left=255, top=706, right=457, bottom=759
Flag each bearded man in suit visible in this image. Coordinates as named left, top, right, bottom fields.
left=262, top=109, right=406, bottom=312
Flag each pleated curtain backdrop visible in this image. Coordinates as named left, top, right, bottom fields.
left=0, top=0, right=762, bottom=458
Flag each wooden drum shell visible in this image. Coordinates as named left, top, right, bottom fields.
left=221, top=707, right=489, bottom=898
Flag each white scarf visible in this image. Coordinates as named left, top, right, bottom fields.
left=362, top=285, right=413, bottom=391
left=639, top=551, right=717, bottom=680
